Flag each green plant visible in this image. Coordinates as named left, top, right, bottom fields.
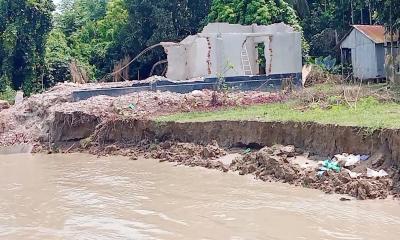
left=0, top=86, right=16, bottom=103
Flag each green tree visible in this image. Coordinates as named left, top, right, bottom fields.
left=113, top=0, right=212, bottom=79
left=44, top=29, right=72, bottom=87
left=0, top=0, right=55, bottom=95
left=208, top=0, right=308, bottom=58
left=208, top=0, right=301, bottom=29
left=46, top=0, right=127, bottom=82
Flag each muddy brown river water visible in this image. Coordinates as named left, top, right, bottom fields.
left=0, top=153, right=400, bottom=240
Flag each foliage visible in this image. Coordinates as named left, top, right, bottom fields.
left=0, top=85, right=16, bottom=103
left=114, top=0, right=212, bottom=79
left=374, top=0, right=400, bottom=29
left=44, top=29, right=72, bottom=87
left=46, top=0, right=128, bottom=83
left=313, top=55, right=337, bottom=73
left=0, top=0, right=55, bottom=95
left=208, top=0, right=309, bottom=57
left=209, top=0, right=302, bottom=29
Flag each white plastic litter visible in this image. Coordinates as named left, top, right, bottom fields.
left=191, top=90, right=206, bottom=98
left=15, top=91, right=24, bottom=105
left=367, top=168, right=389, bottom=178
left=344, top=169, right=362, bottom=179
left=335, top=154, right=361, bottom=167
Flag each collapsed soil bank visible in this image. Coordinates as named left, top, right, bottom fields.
left=45, top=111, right=400, bottom=199
left=51, top=112, right=400, bottom=169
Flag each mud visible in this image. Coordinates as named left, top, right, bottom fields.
left=66, top=117, right=400, bottom=168
left=73, top=140, right=394, bottom=200
left=229, top=145, right=392, bottom=200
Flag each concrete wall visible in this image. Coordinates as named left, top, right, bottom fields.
left=202, top=23, right=252, bottom=34
left=163, top=43, right=187, bottom=80
left=265, top=32, right=302, bottom=75
left=341, top=29, right=379, bottom=79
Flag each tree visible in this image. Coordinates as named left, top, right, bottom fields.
left=112, top=0, right=212, bottom=79
left=285, top=0, right=310, bottom=18
left=46, top=0, right=128, bottom=82
left=44, top=29, right=72, bottom=87
left=208, top=0, right=308, bottom=57
left=0, top=0, right=55, bottom=95
left=208, top=0, right=301, bottom=29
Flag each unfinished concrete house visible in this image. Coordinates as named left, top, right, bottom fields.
left=161, top=22, right=302, bottom=83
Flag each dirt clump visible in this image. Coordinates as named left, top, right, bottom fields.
left=229, top=144, right=393, bottom=200
left=230, top=145, right=303, bottom=183
left=0, top=100, right=10, bottom=111
left=148, top=141, right=228, bottom=172
left=310, top=170, right=392, bottom=200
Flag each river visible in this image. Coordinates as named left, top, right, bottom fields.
left=0, top=153, right=399, bottom=240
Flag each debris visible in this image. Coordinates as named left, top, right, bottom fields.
left=360, top=155, right=370, bottom=161
left=15, top=91, right=24, bottom=105
left=321, top=160, right=341, bottom=173
left=191, top=90, right=206, bottom=98
left=335, top=154, right=360, bottom=167
left=367, top=168, right=389, bottom=178
left=344, top=169, right=362, bottom=179
left=340, top=197, right=351, bottom=201
left=0, top=81, right=284, bottom=147
left=128, top=103, right=136, bottom=110
left=244, top=148, right=252, bottom=154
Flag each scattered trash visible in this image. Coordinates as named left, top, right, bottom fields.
left=360, top=155, right=370, bottom=161
left=344, top=169, right=362, bottom=179
left=335, top=154, right=360, bottom=167
left=244, top=148, right=252, bottom=154
left=367, top=168, right=388, bottom=178
left=318, top=160, right=341, bottom=175
left=191, top=90, right=206, bottom=98
left=128, top=103, right=136, bottom=110
left=15, top=91, right=24, bottom=105
left=340, top=197, right=351, bottom=201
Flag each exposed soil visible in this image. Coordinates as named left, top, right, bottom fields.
left=0, top=82, right=284, bottom=147
left=66, top=140, right=394, bottom=200
left=229, top=145, right=393, bottom=200
left=1, top=81, right=400, bottom=200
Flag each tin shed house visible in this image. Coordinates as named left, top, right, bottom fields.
left=340, top=25, right=386, bottom=80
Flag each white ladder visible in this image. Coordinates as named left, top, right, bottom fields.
left=241, top=46, right=253, bottom=75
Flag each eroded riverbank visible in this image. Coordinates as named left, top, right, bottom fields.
left=1, top=153, right=400, bottom=240
left=1, top=83, right=400, bottom=200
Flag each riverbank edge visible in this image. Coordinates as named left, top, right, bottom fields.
left=49, top=111, right=400, bottom=167
left=38, top=110, right=400, bottom=200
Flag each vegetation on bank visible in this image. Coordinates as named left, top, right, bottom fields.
left=158, top=84, right=400, bottom=130
left=0, top=86, right=16, bottom=103
left=1, top=0, right=400, bottom=96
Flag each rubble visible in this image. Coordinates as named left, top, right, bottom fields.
left=229, top=145, right=393, bottom=200
left=0, top=82, right=284, bottom=147
left=149, top=141, right=228, bottom=172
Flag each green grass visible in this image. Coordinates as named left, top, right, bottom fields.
left=158, top=97, right=400, bottom=130
left=0, top=86, right=16, bottom=103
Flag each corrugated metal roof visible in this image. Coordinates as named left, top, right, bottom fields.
left=353, top=25, right=385, bottom=43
